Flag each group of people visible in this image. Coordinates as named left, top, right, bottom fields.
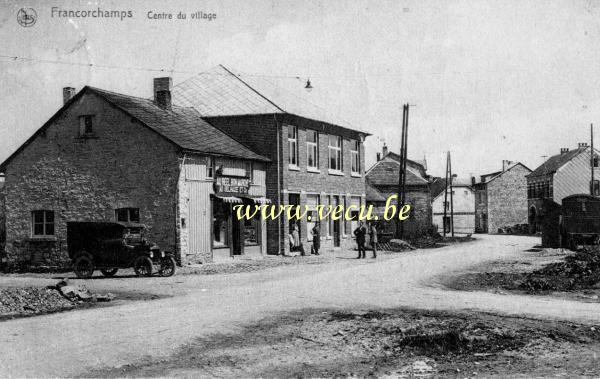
left=353, top=221, right=378, bottom=259
left=287, top=221, right=378, bottom=259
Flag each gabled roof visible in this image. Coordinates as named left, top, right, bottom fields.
left=478, top=162, right=531, bottom=184
left=528, top=147, right=597, bottom=178
left=430, top=177, right=473, bottom=198
left=172, top=65, right=369, bottom=135
left=1, top=86, right=269, bottom=170
left=365, top=156, right=429, bottom=187
left=366, top=181, right=387, bottom=202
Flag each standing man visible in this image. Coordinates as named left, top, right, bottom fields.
left=369, top=222, right=378, bottom=259
left=311, top=222, right=320, bottom=255
left=353, top=221, right=367, bottom=259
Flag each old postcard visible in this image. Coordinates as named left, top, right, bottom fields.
left=1, top=0, right=600, bottom=377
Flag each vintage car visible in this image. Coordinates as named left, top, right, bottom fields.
left=67, top=221, right=176, bottom=278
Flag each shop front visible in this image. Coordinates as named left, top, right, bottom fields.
left=211, top=172, right=267, bottom=260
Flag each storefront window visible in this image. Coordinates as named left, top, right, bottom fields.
left=244, top=218, right=260, bottom=246
left=212, top=200, right=229, bottom=247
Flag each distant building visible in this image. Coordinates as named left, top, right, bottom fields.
left=365, top=145, right=432, bottom=239
left=473, top=161, right=532, bottom=234
left=431, top=178, right=475, bottom=234
left=526, top=143, right=600, bottom=245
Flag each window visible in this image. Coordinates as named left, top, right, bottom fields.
left=594, top=155, right=599, bottom=168
left=243, top=218, right=260, bottom=246
left=328, top=135, right=342, bottom=172
left=306, top=130, right=319, bottom=170
left=78, top=115, right=94, bottom=137
left=206, top=157, right=215, bottom=178
left=350, top=139, right=360, bottom=174
left=212, top=200, right=229, bottom=247
left=115, top=208, right=140, bottom=223
left=288, top=125, right=298, bottom=167
left=592, top=180, right=600, bottom=196
left=32, top=210, right=54, bottom=236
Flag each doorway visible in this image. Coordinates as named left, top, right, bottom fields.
left=333, top=195, right=340, bottom=247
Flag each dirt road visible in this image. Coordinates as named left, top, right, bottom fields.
left=1, top=234, right=599, bottom=377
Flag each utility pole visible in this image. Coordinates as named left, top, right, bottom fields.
left=443, top=152, right=449, bottom=237
left=592, top=124, right=595, bottom=196
left=400, top=104, right=409, bottom=239
left=449, top=152, right=455, bottom=237
left=396, top=104, right=409, bottom=239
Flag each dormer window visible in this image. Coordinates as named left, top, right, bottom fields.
left=79, top=115, right=95, bottom=137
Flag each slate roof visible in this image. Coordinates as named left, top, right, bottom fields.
left=527, top=147, right=592, bottom=178
left=430, top=177, right=473, bottom=199
left=89, top=87, right=269, bottom=162
left=366, top=157, right=429, bottom=187
left=475, top=162, right=531, bottom=185
left=366, top=182, right=387, bottom=202
left=0, top=86, right=270, bottom=170
left=172, top=65, right=368, bottom=134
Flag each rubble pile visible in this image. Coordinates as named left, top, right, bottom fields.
left=0, top=280, right=115, bottom=319
left=522, top=249, right=600, bottom=291
left=0, top=287, right=76, bottom=318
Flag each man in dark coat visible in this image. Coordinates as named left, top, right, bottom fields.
left=353, top=221, right=367, bottom=259
left=311, top=222, right=320, bottom=255
left=369, top=222, right=378, bottom=258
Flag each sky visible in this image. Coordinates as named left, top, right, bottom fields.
left=1, top=0, right=600, bottom=178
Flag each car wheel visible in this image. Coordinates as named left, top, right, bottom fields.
left=159, top=256, right=177, bottom=277
left=100, top=268, right=118, bottom=277
left=133, top=256, right=153, bottom=277
left=73, top=255, right=94, bottom=279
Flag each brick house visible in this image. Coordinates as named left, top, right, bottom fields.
left=430, top=178, right=475, bottom=234
left=0, top=78, right=270, bottom=269
left=473, top=161, right=532, bottom=234
left=526, top=143, right=600, bottom=245
left=171, top=65, right=369, bottom=254
left=365, top=146, right=432, bottom=239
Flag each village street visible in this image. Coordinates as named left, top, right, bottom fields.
left=1, top=234, right=600, bottom=377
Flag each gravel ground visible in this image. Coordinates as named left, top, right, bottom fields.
left=86, top=307, right=600, bottom=378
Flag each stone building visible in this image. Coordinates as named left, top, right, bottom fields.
left=0, top=79, right=270, bottom=269
left=473, top=161, right=532, bottom=234
left=365, top=146, right=432, bottom=240
left=172, top=65, right=369, bottom=254
left=526, top=143, right=600, bottom=245
left=430, top=178, right=475, bottom=234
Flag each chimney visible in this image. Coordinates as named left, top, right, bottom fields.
left=578, top=142, right=589, bottom=148
left=471, top=175, right=476, bottom=186
left=502, top=160, right=511, bottom=172
left=560, top=147, right=569, bottom=154
left=376, top=152, right=381, bottom=162
left=63, top=87, right=76, bottom=105
left=154, top=77, right=173, bottom=110
left=382, top=143, right=388, bottom=157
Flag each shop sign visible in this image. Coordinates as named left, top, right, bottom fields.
left=214, top=174, right=251, bottom=195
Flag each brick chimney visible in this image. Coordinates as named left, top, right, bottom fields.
left=376, top=152, right=381, bottom=162
left=63, top=87, right=76, bottom=105
left=154, top=77, right=172, bottom=110
left=382, top=143, right=388, bottom=157
left=560, top=148, right=569, bottom=154
left=578, top=142, right=589, bottom=148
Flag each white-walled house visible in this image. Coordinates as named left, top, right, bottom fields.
left=431, top=178, right=475, bottom=234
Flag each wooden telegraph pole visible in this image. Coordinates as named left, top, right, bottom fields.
left=443, top=152, right=449, bottom=237
left=396, top=104, right=409, bottom=239
left=592, top=124, right=595, bottom=196
left=449, top=152, right=455, bottom=237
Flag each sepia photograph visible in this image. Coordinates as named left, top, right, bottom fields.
left=1, top=0, right=600, bottom=377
